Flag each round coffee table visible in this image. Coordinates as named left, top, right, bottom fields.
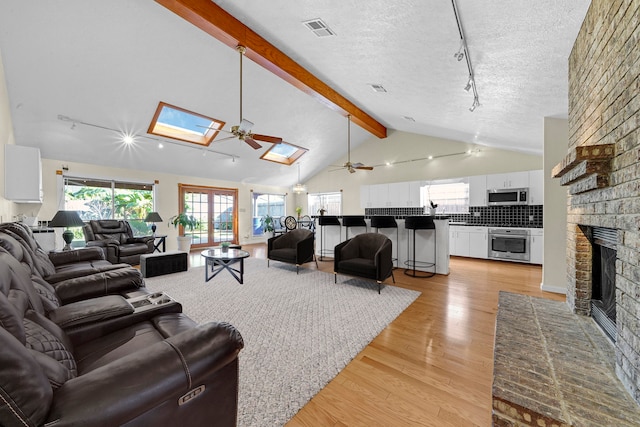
left=201, top=248, right=250, bottom=284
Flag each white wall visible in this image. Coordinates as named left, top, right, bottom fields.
left=542, top=117, right=568, bottom=294
left=0, top=48, right=16, bottom=222
left=304, top=130, right=543, bottom=214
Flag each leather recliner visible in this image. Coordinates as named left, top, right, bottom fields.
left=0, top=247, right=244, bottom=427
left=83, top=219, right=155, bottom=265
left=267, top=228, right=317, bottom=274
left=0, top=223, right=146, bottom=303
left=334, top=232, right=395, bottom=294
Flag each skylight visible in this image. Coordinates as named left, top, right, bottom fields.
left=260, top=142, right=308, bottom=165
left=148, top=102, right=225, bottom=146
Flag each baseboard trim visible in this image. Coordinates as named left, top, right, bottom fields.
left=540, top=282, right=567, bottom=295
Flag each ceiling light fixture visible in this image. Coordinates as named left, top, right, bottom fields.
left=57, top=114, right=237, bottom=159
left=452, top=0, right=480, bottom=112
left=292, top=163, right=307, bottom=194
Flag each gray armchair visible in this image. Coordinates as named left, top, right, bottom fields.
left=83, top=220, right=154, bottom=265
left=334, top=233, right=395, bottom=294
left=267, top=228, right=317, bottom=274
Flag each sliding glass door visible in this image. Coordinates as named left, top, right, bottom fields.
left=179, top=184, right=238, bottom=248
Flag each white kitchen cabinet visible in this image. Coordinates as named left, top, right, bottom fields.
left=528, top=170, right=544, bottom=205
left=371, top=183, right=389, bottom=207
left=387, top=182, right=408, bottom=207
left=468, top=175, right=487, bottom=206
left=529, top=228, right=544, bottom=264
left=486, top=171, right=529, bottom=189
left=360, top=185, right=372, bottom=209
left=468, top=227, right=488, bottom=259
left=449, top=226, right=470, bottom=257
left=4, top=145, right=43, bottom=203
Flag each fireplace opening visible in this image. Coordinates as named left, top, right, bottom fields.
left=590, top=227, right=617, bottom=342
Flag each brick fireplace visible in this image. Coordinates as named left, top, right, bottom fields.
left=554, top=0, right=640, bottom=405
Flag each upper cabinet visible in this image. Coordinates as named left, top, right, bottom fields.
left=468, top=175, right=487, bottom=206
left=360, top=181, right=422, bottom=208
left=486, top=171, right=529, bottom=189
left=528, top=170, right=544, bottom=205
left=4, top=145, right=43, bottom=203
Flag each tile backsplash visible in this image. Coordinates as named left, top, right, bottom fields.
left=365, top=205, right=543, bottom=228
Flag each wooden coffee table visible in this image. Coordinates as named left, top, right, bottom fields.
left=201, top=248, right=250, bottom=284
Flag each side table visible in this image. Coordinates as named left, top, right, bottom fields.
left=152, top=235, right=167, bottom=253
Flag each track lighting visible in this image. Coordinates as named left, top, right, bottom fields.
left=452, top=0, right=480, bottom=111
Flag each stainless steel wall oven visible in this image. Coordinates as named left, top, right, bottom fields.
left=488, top=228, right=530, bottom=261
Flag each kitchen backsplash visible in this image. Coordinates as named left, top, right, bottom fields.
left=365, top=205, right=543, bottom=228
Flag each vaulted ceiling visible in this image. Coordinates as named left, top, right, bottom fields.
left=0, top=1, right=590, bottom=187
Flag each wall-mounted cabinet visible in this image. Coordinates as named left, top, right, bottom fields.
left=360, top=181, right=422, bottom=208
left=4, top=145, right=43, bottom=203
left=486, top=171, right=529, bottom=189
left=528, top=170, right=544, bottom=205
left=468, top=175, right=487, bottom=206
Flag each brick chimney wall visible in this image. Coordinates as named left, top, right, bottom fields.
left=565, top=0, right=640, bottom=403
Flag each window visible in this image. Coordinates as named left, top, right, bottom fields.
left=63, top=177, right=154, bottom=236
left=148, top=102, right=225, bottom=146
left=422, top=180, right=469, bottom=214
left=252, top=192, right=286, bottom=236
left=260, top=142, right=308, bottom=165
left=307, top=192, right=342, bottom=216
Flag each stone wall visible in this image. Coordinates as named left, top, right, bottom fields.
left=564, top=0, right=640, bottom=404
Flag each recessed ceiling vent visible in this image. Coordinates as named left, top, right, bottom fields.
left=302, top=19, right=336, bottom=37
left=369, top=84, right=387, bottom=93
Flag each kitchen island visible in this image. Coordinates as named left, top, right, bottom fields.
left=314, top=216, right=450, bottom=275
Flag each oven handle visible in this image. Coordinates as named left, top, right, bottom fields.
left=490, top=233, right=529, bottom=239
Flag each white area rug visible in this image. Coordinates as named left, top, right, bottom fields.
left=145, top=258, right=420, bottom=426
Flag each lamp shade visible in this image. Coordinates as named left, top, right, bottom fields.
left=144, top=212, right=163, bottom=223
left=48, top=210, right=85, bottom=228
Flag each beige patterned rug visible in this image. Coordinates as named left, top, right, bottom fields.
left=145, top=258, right=420, bottom=426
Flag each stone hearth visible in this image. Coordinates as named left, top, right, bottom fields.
left=492, top=292, right=640, bottom=426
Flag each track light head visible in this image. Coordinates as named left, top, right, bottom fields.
left=464, top=81, right=472, bottom=91
left=456, top=52, right=464, bottom=61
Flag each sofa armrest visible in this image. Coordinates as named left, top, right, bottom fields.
left=48, top=295, right=134, bottom=329
left=53, top=268, right=145, bottom=304
left=48, top=247, right=106, bottom=266
left=126, top=236, right=154, bottom=244
left=86, top=238, right=120, bottom=247
left=46, top=322, right=244, bottom=427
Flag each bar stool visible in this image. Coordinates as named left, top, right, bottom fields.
left=404, top=216, right=436, bottom=278
left=342, top=215, right=367, bottom=239
left=318, top=216, right=341, bottom=261
left=371, top=216, right=399, bottom=268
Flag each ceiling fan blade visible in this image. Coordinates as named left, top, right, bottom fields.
left=251, top=133, right=283, bottom=143
left=355, top=166, right=374, bottom=171
left=244, top=137, right=262, bottom=150
left=213, top=135, right=236, bottom=143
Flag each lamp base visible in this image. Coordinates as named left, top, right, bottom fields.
left=62, top=229, right=74, bottom=251
left=151, top=224, right=157, bottom=237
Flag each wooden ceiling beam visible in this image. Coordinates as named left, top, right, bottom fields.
left=154, top=0, right=387, bottom=139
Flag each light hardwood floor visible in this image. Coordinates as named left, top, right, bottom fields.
left=190, top=244, right=565, bottom=426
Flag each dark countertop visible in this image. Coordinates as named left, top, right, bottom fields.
left=449, top=222, right=542, bottom=228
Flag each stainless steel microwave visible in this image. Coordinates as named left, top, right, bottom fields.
left=487, top=188, right=529, bottom=206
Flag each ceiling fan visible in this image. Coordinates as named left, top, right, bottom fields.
left=331, top=114, right=374, bottom=173
left=205, top=45, right=283, bottom=150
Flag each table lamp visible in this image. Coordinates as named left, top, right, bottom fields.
left=48, top=210, right=85, bottom=251
left=144, top=212, right=163, bottom=236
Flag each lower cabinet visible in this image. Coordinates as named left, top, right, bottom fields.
left=450, top=226, right=487, bottom=259
left=529, top=229, right=544, bottom=264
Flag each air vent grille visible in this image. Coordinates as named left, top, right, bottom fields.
left=302, top=19, right=336, bottom=37
left=369, top=84, right=387, bottom=93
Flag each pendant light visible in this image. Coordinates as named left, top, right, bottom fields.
left=292, top=163, right=307, bottom=194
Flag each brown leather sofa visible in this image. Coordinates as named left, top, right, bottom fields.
left=83, top=219, right=155, bottom=265
left=0, top=223, right=146, bottom=304
left=0, top=241, right=244, bottom=426
left=334, top=232, right=395, bottom=294
left=267, top=228, right=317, bottom=274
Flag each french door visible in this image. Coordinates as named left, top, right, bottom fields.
left=178, top=184, right=238, bottom=248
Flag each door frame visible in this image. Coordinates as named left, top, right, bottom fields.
left=178, top=183, right=239, bottom=248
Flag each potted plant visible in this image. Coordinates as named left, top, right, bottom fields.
left=318, top=207, right=326, bottom=216
left=295, top=206, right=302, bottom=219
left=429, top=200, right=438, bottom=216
left=220, top=241, right=231, bottom=253
left=260, top=214, right=275, bottom=239
left=168, top=212, right=200, bottom=252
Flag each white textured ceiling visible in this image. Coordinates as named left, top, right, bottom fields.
left=0, top=1, right=590, bottom=187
